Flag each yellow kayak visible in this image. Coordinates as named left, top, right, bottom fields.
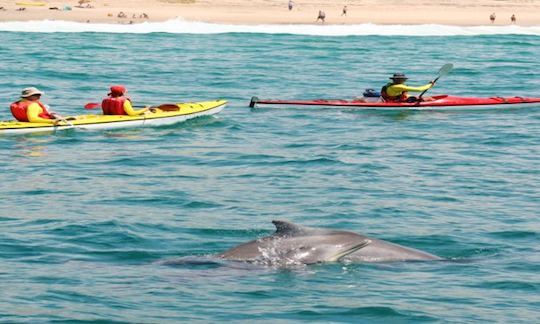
left=0, top=100, right=227, bottom=135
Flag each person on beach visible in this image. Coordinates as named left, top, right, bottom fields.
left=101, top=85, right=151, bottom=116
left=316, top=10, right=326, bottom=23
left=380, top=73, right=435, bottom=103
left=10, top=87, right=60, bottom=124
left=511, top=14, right=516, bottom=24
left=288, top=0, right=294, bottom=11
left=490, top=13, right=496, bottom=23
left=342, top=5, right=347, bottom=16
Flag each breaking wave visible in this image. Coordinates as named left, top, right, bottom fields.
left=0, top=19, right=539, bottom=36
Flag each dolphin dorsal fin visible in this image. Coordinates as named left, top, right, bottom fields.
left=272, top=220, right=306, bottom=236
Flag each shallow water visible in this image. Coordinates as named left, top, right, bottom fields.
left=0, top=29, right=539, bottom=322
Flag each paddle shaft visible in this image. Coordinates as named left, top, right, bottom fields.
left=417, top=63, right=453, bottom=101
left=417, top=79, right=437, bottom=100
left=52, top=114, right=74, bottom=127
left=84, top=102, right=147, bottom=109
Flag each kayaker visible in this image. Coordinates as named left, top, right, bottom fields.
left=380, top=73, right=435, bottom=103
left=101, top=85, right=151, bottom=116
left=10, top=87, right=59, bottom=124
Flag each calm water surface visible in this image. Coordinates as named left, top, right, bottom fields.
left=0, top=31, right=539, bottom=323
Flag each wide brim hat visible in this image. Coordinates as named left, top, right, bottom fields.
left=390, top=73, right=408, bottom=80
left=20, top=87, right=44, bottom=98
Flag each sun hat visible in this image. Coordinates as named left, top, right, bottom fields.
left=390, top=73, right=408, bottom=80
left=20, top=87, right=44, bottom=98
left=108, top=85, right=127, bottom=96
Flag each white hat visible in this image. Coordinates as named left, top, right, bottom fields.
left=21, top=87, right=44, bottom=98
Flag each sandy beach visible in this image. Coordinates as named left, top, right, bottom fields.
left=0, top=0, right=538, bottom=26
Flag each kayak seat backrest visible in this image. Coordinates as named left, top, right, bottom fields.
left=431, top=95, right=448, bottom=100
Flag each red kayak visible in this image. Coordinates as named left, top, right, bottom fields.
left=249, top=95, right=540, bottom=110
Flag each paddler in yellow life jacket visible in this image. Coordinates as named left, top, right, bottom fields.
left=381, top=73, right=435, bottom=103
left=10, top=87, right=59, bottom=123
left=101, top=85, right=152, bottom=116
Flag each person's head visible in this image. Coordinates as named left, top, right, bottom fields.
left=390, top=73, right=408, bottom=84
left=108, top=85, right=127, bottom=97
left=20, top=87, right=43, bottom=101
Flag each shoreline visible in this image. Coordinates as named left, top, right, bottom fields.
left=0, top=1, right=538, bottom=26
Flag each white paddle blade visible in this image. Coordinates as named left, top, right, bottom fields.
left=438, top=63, right=454, bottom=77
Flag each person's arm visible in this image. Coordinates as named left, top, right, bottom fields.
left=123, top=100, right=149, bottom=116
left=27, top=103, right=57, bottom=124
left=387, top=83, right=433, bottom=97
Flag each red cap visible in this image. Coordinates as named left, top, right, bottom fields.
left=108, top=85, right=126, bottom=96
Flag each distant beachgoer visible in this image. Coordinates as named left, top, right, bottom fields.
left=342, top=6, right=347, bottom=16
left=117, top=11, right=127, bottom=18
left=0, top=6, right=6, bottom=11
left=142, top=13, right=149, bottom=19
left=10, top=87, right=59, bottom=124
left=489, top=13, right=496, bottom=23
left=288, top=0, right=294, bottom=11
left=316, top=10, right=326, bottom=23
left=16, top=7, right=26, bottom=11
left=132, top=14, right=136, bottom=19
left=511, top=14, right=516, bottom=24
left=102, top=85, right=151, bottom=116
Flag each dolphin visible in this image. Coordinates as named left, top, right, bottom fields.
left=218, top=220, right=441, bottom=265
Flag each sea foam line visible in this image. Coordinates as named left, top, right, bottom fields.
left=0, top=19, right=539, bottom=36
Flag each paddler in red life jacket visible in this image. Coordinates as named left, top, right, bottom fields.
left=10, top=87, right=58, bottom=123
left=381, top=73, right=435, bottom=103
left=101, top=85, right=151, bottom=116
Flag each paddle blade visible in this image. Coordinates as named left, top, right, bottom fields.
left=438, top=63, right=454, bottom=77
left=84, top=102, right=101, bottom=109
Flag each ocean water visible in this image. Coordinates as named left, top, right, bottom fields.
left=1, top=21, right=539, bottom=323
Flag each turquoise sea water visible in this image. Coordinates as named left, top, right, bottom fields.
left=1, top=26, right=539, bottom=322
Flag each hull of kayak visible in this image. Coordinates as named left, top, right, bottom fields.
left=249, top=95, right=540, bottom=110
left=0, top=100, right=226, bottom=135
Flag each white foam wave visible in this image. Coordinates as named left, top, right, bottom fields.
left=0, top=19, right=539, bottom=36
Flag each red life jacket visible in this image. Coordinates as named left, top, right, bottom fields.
left=102, top=96, right=131, bottom=115
left=380, top=83, right=408, bottom=102
left=10, top=100, right=53, bottom=122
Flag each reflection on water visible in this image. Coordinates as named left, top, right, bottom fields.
left=13, top=137, right=54, bottom=157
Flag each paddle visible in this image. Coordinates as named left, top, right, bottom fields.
left=84, top=102, right=180, bottom=112
left=51, top=113, right=75, bottom=127
left=417, top=63, right=453, bottom=102
left=84, top=102, right=148, bottom=109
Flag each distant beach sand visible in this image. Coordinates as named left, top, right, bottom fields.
left=0, top=0, right=538, bottom=25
